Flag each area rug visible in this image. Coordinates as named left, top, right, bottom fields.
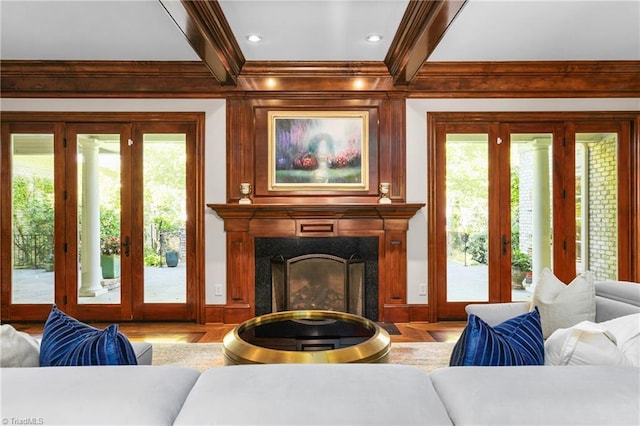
left=152, top=342, right=455, bottom=373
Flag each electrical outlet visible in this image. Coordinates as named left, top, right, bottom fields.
left=214, top=284, right=223, bottom=296
left=418, top=283, right=427, bottom=296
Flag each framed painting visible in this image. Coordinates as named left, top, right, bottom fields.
left=268, top=111, right=369, bottom=191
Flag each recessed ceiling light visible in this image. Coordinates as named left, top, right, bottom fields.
left=246, top=34, right=262, bottom=43
left=366, top=34, right=383, bottom=43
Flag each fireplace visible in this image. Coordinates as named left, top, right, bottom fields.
left=255, top=237, right=378, bottom=320
left=207, top=203, right=424, bottom=324
left=271, top=254, right=364, bottom=315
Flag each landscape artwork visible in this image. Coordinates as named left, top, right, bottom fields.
left=268, top=111, right=369, bottom=191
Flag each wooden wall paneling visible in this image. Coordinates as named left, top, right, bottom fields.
left=226, top=98, right=255, bottom=202
left=385, top=229, right=408, bottom=301
left=380, top=219, right=410, bottom=322
left=223, top=304, right=252, bottom=324
left=408, top=304, right=430, bottom=322
left=218, top=212, right=255, bottom=323
left=252, top=105, right=270, bottom=199
left=204, top=305, right=224, bottom=323
left=249, top=100, right=385, bottom=202
left=226, top=230, right=254, bottom=306
left=378, top=97, right=407, bottom=201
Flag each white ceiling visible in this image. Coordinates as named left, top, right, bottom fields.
left=218, top=0, right=409, bottom=61
left=1, top=0, right=638, bottom=63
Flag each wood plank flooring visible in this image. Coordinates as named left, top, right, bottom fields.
left=10, top=321, right=466, bottom=344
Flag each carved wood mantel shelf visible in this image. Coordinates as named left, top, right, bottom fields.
left=207, top=203, right=424, bottom=324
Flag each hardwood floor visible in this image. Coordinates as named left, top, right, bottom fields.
left=10, top=321, right=466, bottom=344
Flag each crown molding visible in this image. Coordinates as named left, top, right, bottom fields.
left=1, top=60, right=638, bottom=98
left=410, top=61, right=640, bottom=98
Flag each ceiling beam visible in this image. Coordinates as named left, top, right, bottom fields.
left=386, top=0, right=467, bottom=85
left=159, top=0, right=244, bottom=85
left=2, top=60, right=639, bottom=98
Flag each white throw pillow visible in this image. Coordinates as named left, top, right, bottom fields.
left=599, top=313, right=640, bottom=365
left=545, top=313, right=640, bottom=366
left=530, top=268, right=595, bottom=339
left=0, top=324, right=40, bottom=367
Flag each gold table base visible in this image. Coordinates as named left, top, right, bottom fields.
left=222, top=310, right=391, bottom=365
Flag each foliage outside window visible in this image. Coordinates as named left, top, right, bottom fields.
left=12, top=175, right=55, bottom=268
left=512, top=248, right=532, bottom=271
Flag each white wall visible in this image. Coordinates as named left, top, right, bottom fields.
left=404, top=98, right=640, bottom=304
left=0, top=98, right=228, bottom=304
left=3, top=97, right=638, bottom=306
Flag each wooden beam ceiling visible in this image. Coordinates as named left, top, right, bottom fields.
left=1, top=0, right=639, bottom=98
left=157, top=0, right=467, bottom=87
left=159, top=0, right=244, bottom=85
left=386, top=0, right=467, bottom=85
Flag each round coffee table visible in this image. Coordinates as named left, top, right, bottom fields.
left=222, top=310, right=391, bottom=365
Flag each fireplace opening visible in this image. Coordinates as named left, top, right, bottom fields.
left=255, top=237, right=378, bottom=320
left=271, top=254, right=364, bottom=316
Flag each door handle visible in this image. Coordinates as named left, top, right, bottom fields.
left=502, top=234, right=510, bottom=255
left=123, top=236, right=130, bottom=257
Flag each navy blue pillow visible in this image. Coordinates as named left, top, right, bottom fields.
left=40, top=305, right=137, bottom=366
left=449, top=307, right=544, bottom=366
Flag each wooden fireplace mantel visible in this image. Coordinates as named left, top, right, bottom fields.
left=207, top=203, right=424, bottom=220
left=207, top=203, right=424, bottom=323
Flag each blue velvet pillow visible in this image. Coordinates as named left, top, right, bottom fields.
left=40, top=305, right=137, bottom=366
left=449, top=307, right=544, bottom=366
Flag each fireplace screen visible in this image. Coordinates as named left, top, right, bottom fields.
left=271, top=254, right=364, bottom=316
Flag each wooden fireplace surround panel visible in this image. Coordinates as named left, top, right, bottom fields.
left=208, top=203, right=424, bottom=324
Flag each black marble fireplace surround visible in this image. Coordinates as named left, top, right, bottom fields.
left=254, top=237, right=379, bottom=320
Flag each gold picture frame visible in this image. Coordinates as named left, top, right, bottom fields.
left=268, top=111, right=369, bottom=191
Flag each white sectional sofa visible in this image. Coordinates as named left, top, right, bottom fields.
left=2, top=280, right=639, bottom=426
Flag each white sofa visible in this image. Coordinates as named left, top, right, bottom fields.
left=2, top=280, right=639, bottom=426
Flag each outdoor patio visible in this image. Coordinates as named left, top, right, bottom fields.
left=10, top=259, right=531, bottom=306
left=11, top=264, right=186, bottom=304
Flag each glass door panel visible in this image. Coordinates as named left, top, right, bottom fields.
left=11, top=134, right=55, bottom=304
left=2, top=116, right=199, bottom=322
left=510, top=133, right=553, bottom=302
left=445, top=134, right=489, bottom=302
left=142, top=133, right=187, bottom=303
left=575, top=132, right=618, bottom=280
left=77, top=134, right=122, bottom=304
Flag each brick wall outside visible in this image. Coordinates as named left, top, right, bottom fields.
left=517, top=145, right=534, bottom=255
left=516, top=136, right=617, bottom=281
left=586, top=137, right=618, bottom=280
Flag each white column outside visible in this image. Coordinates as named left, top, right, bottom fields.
left=530, top=138, right=552, bottom=288
left=79, top=138, right=107, bottom=297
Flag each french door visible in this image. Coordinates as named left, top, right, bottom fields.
left=1, top=114, right=202, bottom=322
left=428, top=113, right=635, bottom=320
